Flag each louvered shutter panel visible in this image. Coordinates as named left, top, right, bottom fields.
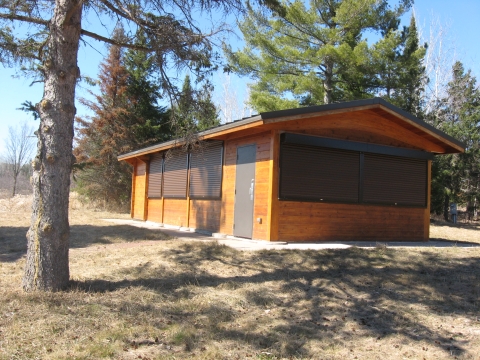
left=147, top=153, right=163, bottom=198
left=189, top=142, right=223, bottom=199
left=280, top=144, right=360, bottom=202
left=136, top=162, right=146, bottom=176
left=363, top=153, right=427, bottom=206
left=163, top=151, right=188, bottom=198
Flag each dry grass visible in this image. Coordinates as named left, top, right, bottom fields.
left=0, top=195, right=479, bottom=359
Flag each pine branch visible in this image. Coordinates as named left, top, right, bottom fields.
left=80, top=29, right=150, bottom=51
left=0, top=12, right=49, bottom=26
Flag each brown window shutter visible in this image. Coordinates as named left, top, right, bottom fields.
left=136, top=162, right=146, bottom=176
left=189, top=142, right=223, bottom=199
left=363, top=153, right=427, bottom=206
left=163, top=150, right=188, bottom=198
left=147, top=153, right=163, bottom=198
left=280, top=144, right=360, bottom=202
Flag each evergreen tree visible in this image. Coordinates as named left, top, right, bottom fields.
left=430, top=62, right=480, bottom=219
left=74, top=29, right=134, bottom=209
left=124, top=30, right=173, bottom=146
left=75, top=29, right=176, bottom=209
left=386, top=15, right=426, bottom=117
left=174, top=75, right=220, bottom=139
left=225, top=0, right=414, bottom=112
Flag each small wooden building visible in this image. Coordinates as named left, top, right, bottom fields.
left=119, top=98, right=464, bottom=242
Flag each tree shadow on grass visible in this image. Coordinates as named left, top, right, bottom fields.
left=70, top=244, right=479, bottom=358
left=0, top=224, right=171, bottom=262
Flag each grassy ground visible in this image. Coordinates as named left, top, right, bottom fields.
left=0, top=195, right=479, bottom=359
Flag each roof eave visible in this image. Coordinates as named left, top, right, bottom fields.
left=117, top=115, right=263, bottom=161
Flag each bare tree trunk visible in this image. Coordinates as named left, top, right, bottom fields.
left=22, top=0, right=82, bottom=291
left=12, top=174, right=17, bottom=197
left=323, top=59, right=333, bottom=104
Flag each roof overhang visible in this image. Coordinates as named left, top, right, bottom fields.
left=118, top=98, right=464, bottom=162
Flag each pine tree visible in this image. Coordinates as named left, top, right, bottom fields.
left=174, top=75, right=220, bottom=139
left=74, top=29, right=177, bottom=209
left=387, top=15, right=427, bottom=117
left=124, top=30, right=173, bottom=146
left=430, top=62, right=480, bottom=219
left=225, top=0, right=414, bottom=112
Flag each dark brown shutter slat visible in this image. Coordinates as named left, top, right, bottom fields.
left=363, top=153, right=426, bottom=206
left=280, top=144, right=359, bottom=202
left=189, top=142, right=223, bottom=199
left=163, top=151, right=188, bottom=198
left=147, top=153, right=163, bottom=198
left=136, top=162, right=146, bottom=176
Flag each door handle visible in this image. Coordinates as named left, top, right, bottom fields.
left=249, top=179, right=254, bottom=200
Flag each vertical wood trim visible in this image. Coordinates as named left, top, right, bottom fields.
left=267, top=130, right=280, bottom=241
left=161, top=155, right=165, bottom=224
left=424, top=159, right=432, bottom=241
left=130, top=159, right=136, bottom=218
left=161, top=197, right=165, bottom=224
left=186, top=153, right=191, bottom=227
left=143, top=160, right=149, bottom=221
left=219, top=143, right=229, bottom=234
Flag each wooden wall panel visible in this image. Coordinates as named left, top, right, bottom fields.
left=261, top=110, right=445, bottom=153
left=147, top=198, right=163, bottom=223
left=133, top=162, right=146, bottom=220
left=163, top=198, right=188, bottom=227
left=220, top=132, right=272, bottom=239
left=189, top=199, right=221, bottom=232
left=424, top=160, right=432, bottom=240
left=277, top=202, right=425, bottom=241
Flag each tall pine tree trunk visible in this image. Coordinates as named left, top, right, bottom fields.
left=323, top=59, right=333, bottom=104
left=22, top=0, right=82, bottom=291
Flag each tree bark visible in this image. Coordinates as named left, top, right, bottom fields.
left=12, top=173, right=17, bottom=197
left=22, top=0, right=82, bottom=291
left=323, top=59, right=333, bottom=104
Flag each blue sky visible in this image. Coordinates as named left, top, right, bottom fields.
left=1, top=0, right=479, bottom=155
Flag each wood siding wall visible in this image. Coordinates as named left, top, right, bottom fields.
left=261, top=110, right=445, bottom=153
left=189, top=199, right=221, bottom=232
left=147, top=198, right=163, bottom=223
left=220, top=132, right=272, bottom=240
left=277, top=202, right=426, bottom=241
left=163, top=198, right=188, bottom=227
left=132, top=161, right=146, bottom=220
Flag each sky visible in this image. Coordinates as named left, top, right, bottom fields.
left=1, top=0, right=479, bottom=156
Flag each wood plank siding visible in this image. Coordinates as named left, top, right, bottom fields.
left=163, top=198, right=188, bottom=227
left=147, top=198, right=163, bottom=223
left=132, top=161, right=146, bottom=220
left=189, top=199, right=221, bottom=232
left=277, top=202, right=426, bottom=241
